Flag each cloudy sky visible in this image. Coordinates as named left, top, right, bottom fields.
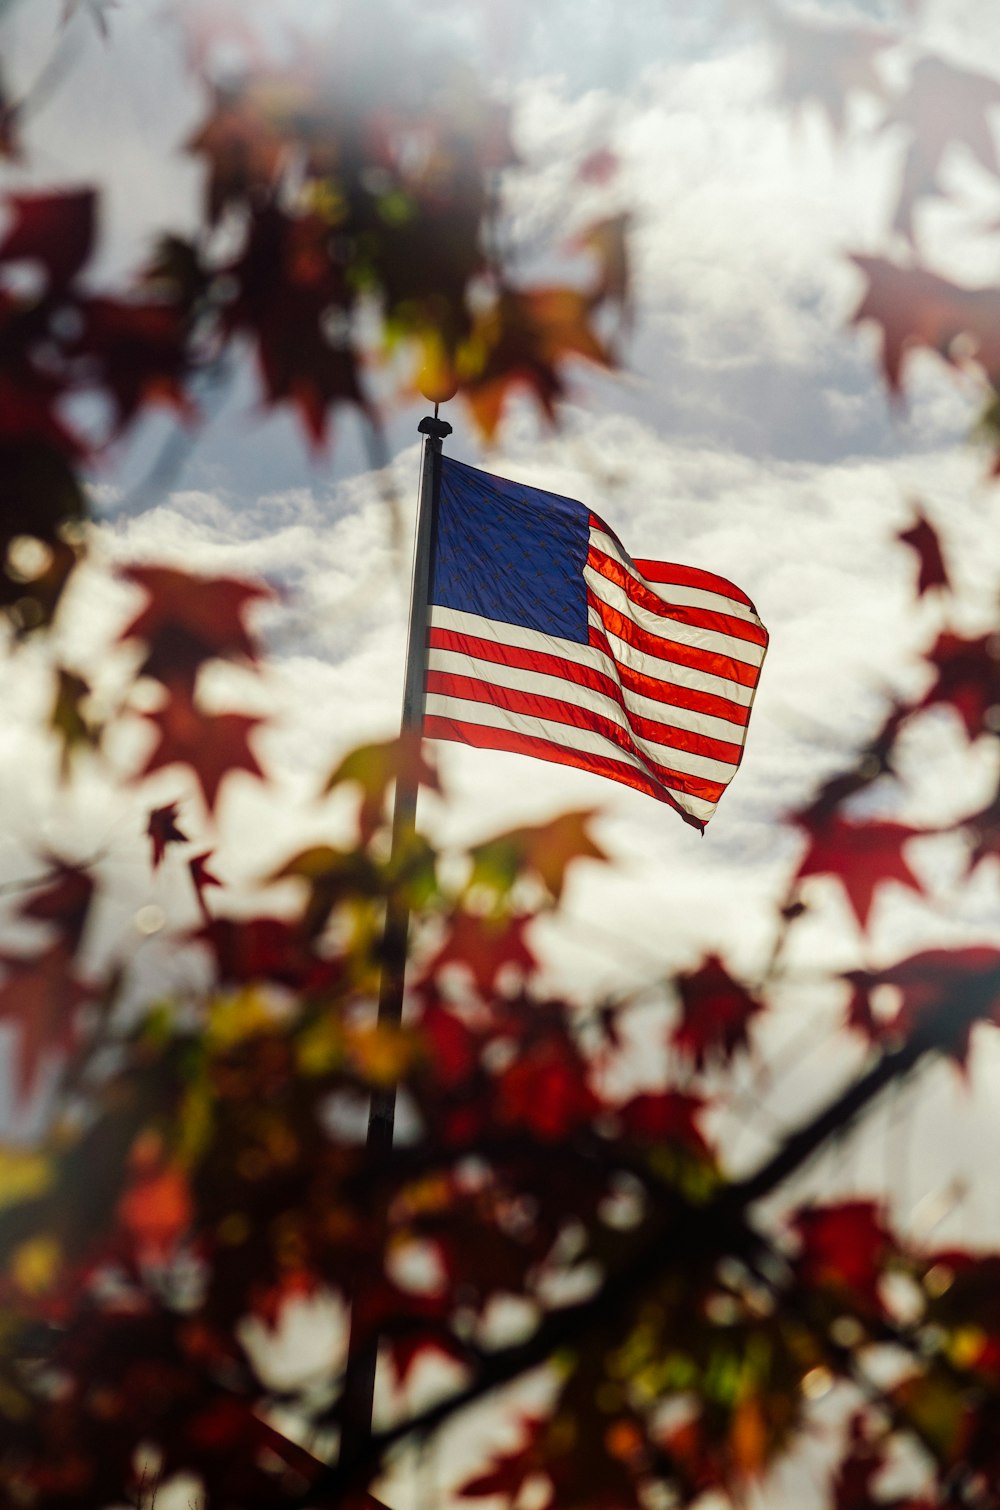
left=5, top=1, right=1000, bottom=1495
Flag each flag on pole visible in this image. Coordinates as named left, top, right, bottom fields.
left=425, top=457, right=768, bottom=830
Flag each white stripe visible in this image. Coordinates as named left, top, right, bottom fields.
left=424, top=684, right=737, bottom=785
left=427, top=646, right=747, bottom=745
left=588, top=528, right=764, bottom=627
left=429, top=606, right=755, bottom=709
left=425, top=693, right=718, bottom=822
left=585, top=565, right=766, bottom=667
left=587, top=608, right=756, bottom=707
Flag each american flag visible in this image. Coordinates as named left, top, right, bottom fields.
left=424, top=458, right=768, bottom=829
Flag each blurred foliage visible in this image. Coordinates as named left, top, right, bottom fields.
left=4, top=2, right=1000, bottom=1509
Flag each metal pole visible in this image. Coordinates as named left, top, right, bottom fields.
left=340, top=411, right=452, bottom=1454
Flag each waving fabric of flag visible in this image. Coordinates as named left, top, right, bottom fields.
left=426, top=458, right=768, bottom=829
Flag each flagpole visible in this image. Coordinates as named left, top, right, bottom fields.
left=340, top=410, right=452, bottom=1455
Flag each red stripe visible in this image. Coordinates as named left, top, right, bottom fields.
left=427, top=627, right=750, bottom=728
left=635, top=557, right=758, bottom=609
left=587, top=545, right=769, bottom=650
left=428, top=670, right=743, bottom=769
left=424, top=715, right=709, bottom=830
left=611, top=655, right=749, bottom=727
left=427, top=676, right=728, bottom=803
left=587, top=515, right=759, bottom=609
left=588, top=597, right=761, bottom=690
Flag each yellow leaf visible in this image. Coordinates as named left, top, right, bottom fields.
left=729, top=1394, right=768, bottom=1476
left=207, top=986, right=281, bottom=1051
left=347, top=1022, right=416, bottom=1086
left=0, top=1148, right=53, bottom=1211
left=12, top=1235, right=61, bottom=1296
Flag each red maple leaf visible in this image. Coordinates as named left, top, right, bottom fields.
left=963, top=789, right=1000, bottom=871
left=794, top=1201, right=891, bottom=1310
left=888, top=57, right=1000, bottom=238
left=72, top=296, right=194, bottom=435
left=0, top=189, right=95, bottom=291
left=916, top=630, right=1000, bottom=740
left=120, top=566, right=273, bottom=688
left=774, top=13, right=892, bottom=134
left=672, top=955, right=762, bottom=1071
left=421, top=911, right=537, bottom=996
left=844, top=948, right=1000, bottom=1064
left=795, top=812, right=927, bottom=929
left=187, top=82, right=292, bottom=223
left=188, top=851, right=222, bottom=922
left=138, top=685, right=265, bottom=814
left=799, top=705, right=904, bottom=823
left=851, top=256, right=1000, bottom=394
left=0, top=941, right=91, bottom=1101
left=147, top=801, right=188, bottom=868
left=224, top=205, right=373, bottom=446
left=460, top=1417, right=547, bottom=1500
left=20, top=860, right=94, bottom=949
left=419, top=1000, right=480, bottom=1088
left=617, top=1089, right=710, bottom=1155
left=196, top=915, right=341, bottom=993
left=898, top=508, right=949, bottom=596
left=832, top=1415, right=891, bottom=1510
left=494, top=1038, right=598, bottom=1140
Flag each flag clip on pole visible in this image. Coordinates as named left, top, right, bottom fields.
left=340, top=412, right=452, bottom=1459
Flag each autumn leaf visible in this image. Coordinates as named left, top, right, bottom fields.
left=270, top=844, right=382, bottom=938
left=137, top=685, right=265, bottom=814
left=795, top=811, right=927, bottom=929
left=187, top=81, right=292, bottom=223
left=188, top=852, right=222, bottom=922
left=460, top=1417, right=548, bottom=1500
left=118, top=1156, right=192, bottom=1263
left=147, top=801, right=188, bottom=868
left=461, top=287, right=614, bottom=438
left=898, top=508, right=950, bottom=596
left=962, top=788, right=1000, bottom=871
left=916, top=630, right=1000, bottom=740
left=617, top=1089, right=710, bottom=1155
left=0, top=941, right=91, bottom=1101
left=773, top=12, right=892, bottom=133
left=225, top=204, right=374, bottom=446
left=888, top=56, right=1000, bottom=238
left=323, top=733, right=440, bottom=844
left=467, top=810, right=606, bottom=906
left=418, top=1000, right=480, bottom=1088
left=672, top=955, right=762, bottom=1071
left=20, top=860, right=95, bottom=949
left=197, top=915, right=341, bottom=995
left=71, top=296, right=194, bottom=434
left=421, top=911, right=537, bottom=996
left=0, top=443, right=86, bottom=629
left=494, top=1037, right=598, bottom=1140
left=50, top=668, right=100, bottom=778
left=851, top=256, right=1000, bottom=394
left=795, top=1201, right=891, bottom=1311
left=0, top=189, right=95, bottom=291
left=575, top=214, right=631, bottom=317
left=799, top=705, right=904, bottom=823
left=120, top=565, right=273, bottom=688
left=843, top=947, right=1000, bottom=1064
